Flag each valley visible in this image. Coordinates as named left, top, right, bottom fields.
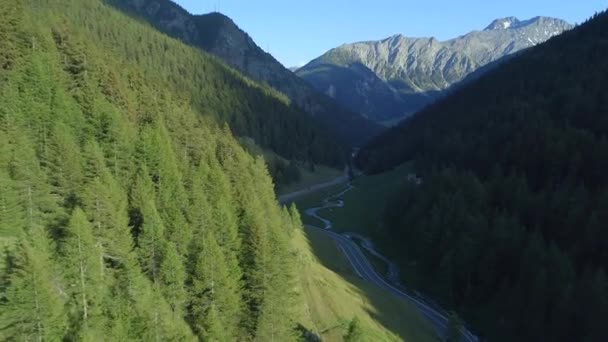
left=1, top=0, right=607, bottom=341
left=292, top=225, right=438, bottom=341
left=293, top=184, right=478, bottom=341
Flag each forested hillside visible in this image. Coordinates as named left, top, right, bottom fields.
left=107, top=0, right=382, bottom=146
left=357, top=10, right=608, bottom=341
left=0, top=0, right=303, bottom=339
left=33, top=0, right=348, bottom=184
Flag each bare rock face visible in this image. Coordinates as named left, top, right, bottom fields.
left=297, top=17, right=573, bottom=122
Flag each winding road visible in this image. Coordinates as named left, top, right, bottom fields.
left=300, top=184, right=478, bottom=342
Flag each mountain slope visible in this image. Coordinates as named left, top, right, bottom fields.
left=296, top=62, right=410, bottom=123
left=356, top=10, right=608, bottom=342
left=56, top=0, right=350, bottom=182
left=292, top=226, right=438, bottom=342
left=0, top=0, right=307, bottom=340
left=298, top=16, right=572, bottom=122
left=107, top=0, right=382, bottom=146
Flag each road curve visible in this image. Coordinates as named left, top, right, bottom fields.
left=303, top=184, right=478, bottom=342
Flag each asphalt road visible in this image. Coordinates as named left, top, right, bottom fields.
left=277, top=173, right=349, bottom=204
left=303, top=185, right=478, bottom=342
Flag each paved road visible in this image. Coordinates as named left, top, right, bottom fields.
left=303, top=185, right=478, bottom=342
left=277, top=172, right=349, bottom=204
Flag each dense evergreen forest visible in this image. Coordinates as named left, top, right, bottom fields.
left=357, top=10, right=608, bottom=342
left=0, top=0, right=305, bottom=340
left=27, top=0, right=348, bottom=184
left=107, top=0, right=382, bottom=148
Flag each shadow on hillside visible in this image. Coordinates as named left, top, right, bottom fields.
left=302, top=226, right=439, bottom=342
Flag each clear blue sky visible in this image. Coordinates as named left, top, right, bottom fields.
left=174, top=0, right=606, bottom=67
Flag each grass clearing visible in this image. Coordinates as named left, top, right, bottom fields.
left=319, top=163, right=412, bottom=235
left=276, top=165, right=343, bottom=196
left=288, top=183, right=349, bottom=227
left=292, top=226, right=438, bottom=342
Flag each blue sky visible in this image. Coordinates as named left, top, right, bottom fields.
left=174, top=0, right=606, bottom=67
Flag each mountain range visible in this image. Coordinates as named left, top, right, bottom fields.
left=297, top=16, right=573, bottom=123
left=107, top=0, right=382, bottom=145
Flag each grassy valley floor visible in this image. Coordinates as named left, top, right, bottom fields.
left=293, top=164, right=411, bottom=235
left=290, top=164, right=437, bottom=337
left=292, top=226, right=437, bottom=342
left=276, top=166, right=344, bottom=196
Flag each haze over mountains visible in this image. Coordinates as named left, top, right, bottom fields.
left=297, top=16, right=572, bottom=123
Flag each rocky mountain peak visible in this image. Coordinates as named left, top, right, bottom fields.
left=485, top=17, right=521, bottom=30
left=298, top=15, right=573, bottom=123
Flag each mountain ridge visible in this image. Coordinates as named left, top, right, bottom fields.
left=297, top=16, right=573, bottom=123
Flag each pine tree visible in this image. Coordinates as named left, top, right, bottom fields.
left=0, top=233, right=66, bottom=340
left=4, top=119, right=62, bottom=238
left=132, top=172, right=166, bottom=283
left=61, top=207, right=106, bottom=339
left=204, top=160, right=241, bottom=255
left=0, top=168, right=23, bottom=241
left=151, top=123, right=192, bottom=256
left=201, top=304, right=226, bottom=342
left=344, top=317, right=365, bottom=342
left=45, top=122, right=84, bottom=207
left=204, top=161, right=244, bottom=300
left=159, top=241, right=187, bottom=316
left=190, top=229, right=242, bottom=340
left=288, top=203, right=302, bottom=227
left=0, top=0, right=26, bottom=73
left=243, top=159, right=297, bottom=342
left=128, top=273, right=194, bottom=341
left=81, top=142, right=136, bottom=267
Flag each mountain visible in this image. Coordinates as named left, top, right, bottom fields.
left=107, top=0, right=382, bottom=146
left=356, top=10, right=608, bottom=342
left=297, top=62, right=412, bottom=124
left=0, top=0, right=312, bottom=339
left=298, top=16, right=572, bottom=123
left=57, top=0, right=352, bottom=187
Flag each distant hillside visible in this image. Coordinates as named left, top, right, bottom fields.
left=356, top=10, right=608, bottom=342
left=298, top=16, right=572, bottom=123
left=297, top=62, right=412, bottom=124
left=108, top=0, right=382, bottom=146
